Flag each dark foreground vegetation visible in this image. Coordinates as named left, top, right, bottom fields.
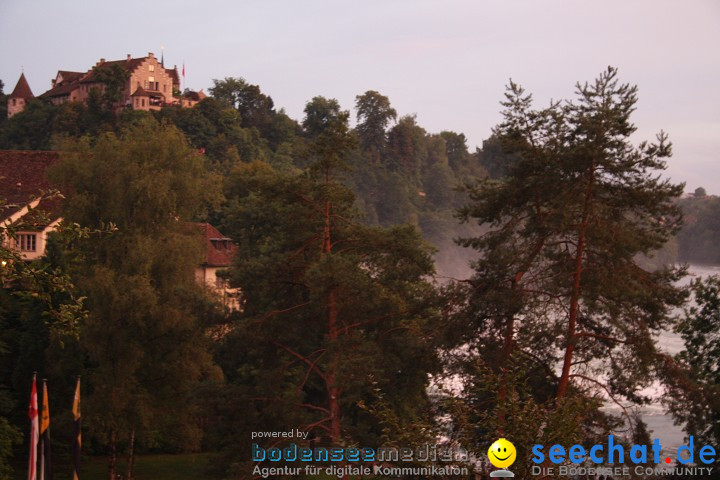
left=1, top=68, right=718, bottom=479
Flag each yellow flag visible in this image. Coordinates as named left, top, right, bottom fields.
left=40, top=382, right=49, bottom=435
left=72, top=378, right=80, bottom=421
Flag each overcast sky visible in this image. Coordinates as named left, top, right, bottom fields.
left=1, top=0, right=718, bottom=192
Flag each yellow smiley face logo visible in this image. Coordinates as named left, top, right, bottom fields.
left=488, top=438, right=516, bottom=469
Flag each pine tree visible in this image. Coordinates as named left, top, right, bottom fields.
left=218, top=97, right=441, bottom=454
left=454, top=67, right=686, bottom=446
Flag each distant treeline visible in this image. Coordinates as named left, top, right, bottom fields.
left=676, top=193, right=720, bottom=265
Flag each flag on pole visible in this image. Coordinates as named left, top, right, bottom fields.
left=72, top=377, right=81, bottom=480
left=39, top=380, right=52, bottom=480
left=28, top=374, right=39, bottom=480
left=182, top=62, right=185, bottom=79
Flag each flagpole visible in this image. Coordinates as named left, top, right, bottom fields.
left=72, top=376, right=81, bottom=480
left=40, top=379, right=52, bottom=480
left=39, top=379, right=45, bottom=480
left=28, top=373, right=39, bottom=480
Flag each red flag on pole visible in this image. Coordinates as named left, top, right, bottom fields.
left=182, top=62, right=185, bottom=78
left=72, top=377, right=81, bottom=480
left=28, top=373, right=39, bottom=480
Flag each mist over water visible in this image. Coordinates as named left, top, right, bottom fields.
left=435, top=241, right=720, bottom=453
left=635, top=264, right=720, bottom=453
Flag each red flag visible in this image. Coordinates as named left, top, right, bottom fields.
left=182, top=62, right=185, bottom=78
left=28, top=374, right=39, bottom=480
left=72, top=377, right=81, bottom=480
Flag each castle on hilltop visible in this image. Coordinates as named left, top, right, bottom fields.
left=7, top=51, right=205, bottom=118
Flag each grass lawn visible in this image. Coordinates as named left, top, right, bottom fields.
left=15, top=453, right=213, bottom=480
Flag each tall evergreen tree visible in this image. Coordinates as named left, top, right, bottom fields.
left=453, top=68, right=686, bottom=458
left=218, top=96, right=441, bottom=455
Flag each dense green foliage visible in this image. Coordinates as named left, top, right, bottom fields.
left=447, top=68, right=688, bottom=476
left=0, top=68, right=717, bottom=479
left=46, top=124, right=224, bottom=476
left=666, top=276, right=720, bottom=470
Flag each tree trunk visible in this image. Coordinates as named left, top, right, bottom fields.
left=109, top=430, right=117, bottom=480
left=327, top=289, right=341, bottom=442
left=323, top=190, right=341, bottom=443
left=557, top=168, right=594, bottom=398
left=496, top=312, right=514, bottom=436
left=126, top=429, right=135, bottom=480
left=497, top=236, right=546, bottom=434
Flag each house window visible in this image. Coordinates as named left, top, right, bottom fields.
left=144, top=80, right=148, bottom=89
left=149, top=64, right=155, bottom=72
left=141, top=99, right=145, bottom=107
left=16, top=234, right=37, bottom=252
left=12, top=99, right=16, bottom=106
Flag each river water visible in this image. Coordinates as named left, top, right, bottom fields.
left=602, top=263, right=720, bottom=454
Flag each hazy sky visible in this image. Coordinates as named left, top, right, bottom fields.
left=1, top=0, right=718, bottom=192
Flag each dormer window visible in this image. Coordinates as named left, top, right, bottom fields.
left=16, top=233, right=37, bottom=252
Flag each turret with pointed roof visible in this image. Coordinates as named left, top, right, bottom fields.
left=7, top=73, right=34, bottom=118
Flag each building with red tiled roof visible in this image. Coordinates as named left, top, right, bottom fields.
left=1, top=151, right=240, bottom=306
left=37, top=52, right=181, bottom=112
left=192, top=222, right=240, bottom=310
left=7, top=73, right=35, bottom=118
left=0, top=151, right=62, bottom=260
left=7, top=52, right=209, bottom=118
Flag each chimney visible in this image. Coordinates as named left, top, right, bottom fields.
left=51, top=79, right=56, bottom=87
left=148, top=52, right=154, bottom=59
left=96, top=58, right=106, bottom=66
left=127, top=54, right=132, bottom=61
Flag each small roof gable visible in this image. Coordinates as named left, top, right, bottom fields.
left=0, top=150, right=62, bottom=224
left=56, top=71, right=84, bottom=83
left=191, top=223, right=238, bottom=267
left=9, top=73, right=34, bottom=100
left=131, top=86, right=150, bottom=97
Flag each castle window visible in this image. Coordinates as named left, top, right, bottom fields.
left=16, top=234, right=37, bottom=252
left=12, top=99, right=16, bottom=106
left=142, top=99, right=145, bottom=107
left=149, top=64, right=155, bottom=72
left=144, top=80, right=148, bottom=89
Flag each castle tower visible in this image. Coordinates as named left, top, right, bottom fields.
left=8, top=73, right=34, bottom=118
